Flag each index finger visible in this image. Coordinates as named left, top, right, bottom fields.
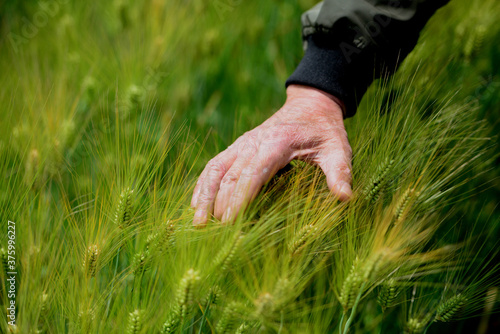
left=221, top=145, right=292, bottom=222
left=192, top=149, right=238, bottom=226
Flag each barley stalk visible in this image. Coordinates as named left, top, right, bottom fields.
left=146, top=221, right=176, bottom=254
left=474, top=25, right=486, bottom=55
left=405, top=314, right=433, bottom=334
left=339, top=253, right=384, bottom=311
left=235, top=323, right=250, bottom=334
left=82, top=76, right=97, bottom=99
left=288, top=224, right=317, bottom=256
left=8, top=324, right=18, bottom=334
left=132, top=250, right=150, bottom=275
left=203, top=285, right=222, bottom=307
left=36, top=293, right=49, bottom=333
left=394, top=187, right=417, bottom=222
left=0, top=247, right=9, bottom=277
left=216, top=302, right=241, bottom=334
left=76, top=307, right=95, bottom=333
left=115, top=187, right=134, bottom=228
left=212, top=233, right=244, bottom=274
left=272, top=278, right=293, bottom=311
left=161, top=268, right=201, bottom=333
left=363, top=158, right=394, bottom=203
left=59, top=119, right=76, bottom=150
left=377, top=279, right=399, bottom=311
left=25, top=148, right=40, bottom=188
left=161, top=316, right=178, bottom=334
left=435, top=294, right=467, bottom=322
left=339, top=258, right=363, bottom=310
left=464, top=34, right=475, bottom=61
left=83, top=244, right=100, bottom=278
left=255, top=292, right=275, bottom=321
left=362, top=252, right=385, bottom=281
left=127, top=309, right=143, bottom=334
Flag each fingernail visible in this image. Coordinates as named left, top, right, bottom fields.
left=193, top=209, right=207, bottom=227
left=337, top=182, right=352, bottom=201
left=221, top=207, right=232, bottom=223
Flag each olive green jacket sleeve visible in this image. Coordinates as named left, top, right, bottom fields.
left=286, top=0, right=450, bottom=117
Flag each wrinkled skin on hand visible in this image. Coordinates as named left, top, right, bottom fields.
left=191, top=84, right=352, bottom=226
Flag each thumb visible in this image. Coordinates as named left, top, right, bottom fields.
left=317, top=146, right=353, bottom=201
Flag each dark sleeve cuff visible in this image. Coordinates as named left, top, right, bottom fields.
left=286, top=35, right=376, bottom=118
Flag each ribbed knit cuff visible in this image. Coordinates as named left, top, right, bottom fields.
left=286, top=35, right=375, bottom=118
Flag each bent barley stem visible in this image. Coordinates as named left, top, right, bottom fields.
left=197, top=287, right=220, bottom=334
left=342, top=282, right=366, bottom=334
left=339, top=312, right=345, bottom=334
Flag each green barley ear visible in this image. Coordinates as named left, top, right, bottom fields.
left=0, top=247, right=9, bottom=277
left=127, top=309, right=143, bottom=334
left=216, top=302, right=242, bottom=334
left=288, top=224, right=318, bottom=256
left=464, top=24, right=486, bottom=61
left=405, top=314, right=433, bottom=334
left=339, top=253, right=385, bottom=310
left=147, top=221, right=176, bottom=254
left=377, top=279, right=399, bottom=311
left=176, top=269, right=200, bottom=318
left=273, top=277, right=294, bottom=310
left=202, top=285, right=222, bottom=307
left=235, top=323, right=250, bottom=334
left=59, top=119, right=76, bottom=150
left=363, top=158, right=394, bottom=203
left=36, top=293, right=49, bottom=333
left=76, top=307, right=95, bottom=333
left=83, top=244, right=100, bottom=278
left=115, top=187, right=134, bottom=228
left=361, top=251, right=385, bottom=281
left=8, top=324, right=18, bottom=334
left=454, top=25, right=466, bottom=52
left=394, top=187, right=418, bottom=222
left=132, top=250, right=150, bottom=275
left=435, top=294, right=467, bottom=322
left=339, top=258, right=363, bottom=310
left=161, top=269, right=201, bottom=333
left=145, top=232, right=158, bottom=249
left=212, top=233, right=244, bottom=274
left=252, top=279, right=294, bottom=323
left=25, top=148, right=40, bottom=188
left=255, top=292, right=275, bottom=318
left=122, top=84, right=145, bottom=118
left=161, top=315, right=178, bottom=334
left=82, top=76, right=97, bottom=99
left=474, top=25, right=486, bottom=55
left=463, top=33, right=474, bottom=62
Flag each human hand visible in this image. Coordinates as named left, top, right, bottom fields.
left=191, top=84, right=352, bottom=226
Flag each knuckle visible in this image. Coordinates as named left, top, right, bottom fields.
left=239, top=139, right=258, bottom=155
left=221, top=171, right=239, bottom=185
left=241, top=130, right=257, bottom=142
left=336, top=161, right=352, bottom=179
left=207, top=159, right=227, bottom=177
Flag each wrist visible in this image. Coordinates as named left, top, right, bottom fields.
left=285, top=84, right=346, bottom=120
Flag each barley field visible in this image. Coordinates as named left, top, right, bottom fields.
left=0, top=0, right=499, bottom=333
